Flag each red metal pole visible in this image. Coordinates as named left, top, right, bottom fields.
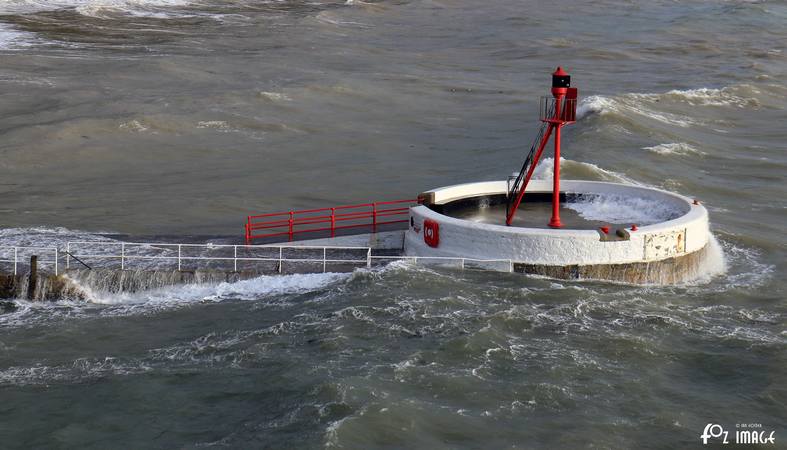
left=331, top=208, right=336, bottom=237
left=372, top=202, right=377, bottom=232
left=505, top=123, right=554, bottom=225
left=547, top=67, right=570, bottom=228
left=548, top=124, right=563, bottom=228
left=288, top=211, right=294, bottom=242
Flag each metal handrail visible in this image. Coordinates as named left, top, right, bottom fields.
left=66, top=241, right=374, bottom=273
left=64, top=241, right=515, bottom=274
left=506, top=112, right=551, bottom=218
left=245, top=199, right=417, bottom=244
left=0, top=246, right=59, bottom=275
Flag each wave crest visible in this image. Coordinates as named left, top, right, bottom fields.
left=576, top=85, right=760, bottom=125
left=643, top=142, right=705, bottom=156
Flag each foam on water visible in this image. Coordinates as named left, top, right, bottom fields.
left=530, top=157, right=639, bottom=185
left=0, top=226, right=114, bottom=248
left=564, top=193, right=682, bottom=225
left=0, top=22, right=36, bottom=49
left=643, top=142, right=705, bottom=156
left=0, top=271, right=353, bottom=329
left=659, top=87, right=761, bottom=108
left=576, top=85, right=760, bottom=125
left=0, top=357, right=152, bottom=386
left=577, top=94, right=697, bottom=127
left=0, top=0, right=194, bottom=17
left=84, top=271, right=351, bottom=306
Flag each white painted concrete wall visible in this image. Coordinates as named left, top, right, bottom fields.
left=404, top=180, right=709, bottom=265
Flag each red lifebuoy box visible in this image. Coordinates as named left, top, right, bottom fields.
left=423, top=219, right=439, bottom=247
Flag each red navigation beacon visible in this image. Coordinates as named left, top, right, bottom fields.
left=505, top=67, right=578, bottom=228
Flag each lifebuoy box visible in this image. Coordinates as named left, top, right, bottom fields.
left=423, top=219, right=439, bottom=248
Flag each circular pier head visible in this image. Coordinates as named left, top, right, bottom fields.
left=405, top=180, right=711, bottom=284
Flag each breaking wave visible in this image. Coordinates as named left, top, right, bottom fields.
left=0, top=271, right=352, bottom=329
left=531, top=157, right=639, bottom=185
left=564, top=193, right=683, bottom=225
left=0, top=22, right=36, bottom=49
left=85, top=271, right=351, bottom=306
left=0, top=226, right=114, bottom=248
left=0, top=0, right=195, bottom=17
left=643, top=142, right=705, bottom=156
left=576, top=85, right=761, bottom=125
left=658, top=87, right=761, bottom=108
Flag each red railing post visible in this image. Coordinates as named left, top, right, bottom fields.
left=331, top=208, right=336, bottom=237
left=288, top=211, right=294, bottom=242
left=372, top=202, right=377, bottom=231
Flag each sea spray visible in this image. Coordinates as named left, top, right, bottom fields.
left=564, top=193, right=683, bottom=225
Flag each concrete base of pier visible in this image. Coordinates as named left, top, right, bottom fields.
left=0, top=273, right=82, bottom=301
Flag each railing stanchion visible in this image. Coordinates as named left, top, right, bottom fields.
left=331, top=208, right=336, bottom=238
left=177, top=245, right=182, bottom=271
left=323, top=248, right=327, bottom=273
left=54, top=248, right=58, bottom=276
left=13, top=247, right=17, bottom=276
left=66, top=242, right=71, bottom=270
left=509, top=260, right=514, bottom=273
left=460, top=259, right=464, bottom=270
left=372, top=203, right=377, bottom=232
left=288, top=211, right=294, bottom=242
left=121, top=243, right=125, bottom=271
left=367, top=248, right=371, bottom=269
left=279, top=247, right=283, bottom=274
left=233, top=246, right=238, bottom=272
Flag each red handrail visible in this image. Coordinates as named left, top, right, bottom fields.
left=245, top=199, right=417, bottom=244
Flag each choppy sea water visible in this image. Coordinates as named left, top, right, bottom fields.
left=0, top=0, right=785, bottom=448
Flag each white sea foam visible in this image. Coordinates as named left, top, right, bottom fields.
left=575, top=95, right=615, bottom=120
left=0, top=357, right=152, bottom=385
left=0, top=0, right=194, bottom=18
left=258, top=91, right=292, bottom=102
left=0, top=271, right=351, bottom=329
left=0, top=22, right=37, bottom=50
left=196, top=120, right=232, bottom=132
left=577, top=94, right=697, bottom=127
left=85, top=271, right=350, bottom=306
left=576, top=86, right=759, bottom=125
left=119, top=119, right=149, bottom=132
left=531, top=157, right=639, bottom=185
left=565, top=193, right=682, bottom=225
left=713, top=239, right=773, bottom=290
left=660, top=87, right=760, bottom=108
left=690, top=233, right=727, bottom=284
left=0, top=226, right=114, bottom=248
left=643, top=142, right=705, bottom=156
left=315, top=11, right=370, bottom=28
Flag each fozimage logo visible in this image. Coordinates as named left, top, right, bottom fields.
left=701, top=423, right=776, bottom=445
left=701, top=424, right=729, bottom=445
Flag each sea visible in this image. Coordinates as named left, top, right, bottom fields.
left=0, top=0, right=785, bottom=448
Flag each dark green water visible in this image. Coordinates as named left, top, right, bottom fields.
left=0, top=0, right=785, bottom=448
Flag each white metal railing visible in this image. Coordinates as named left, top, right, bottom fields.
left=66, top=241, right=372, bottom=274
left=0, top=246, right=59, bottom=275
left=64, top=241, right=514, bottom=274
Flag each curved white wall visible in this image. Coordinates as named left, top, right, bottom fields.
left=405, top=180, right=709, bottom=266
